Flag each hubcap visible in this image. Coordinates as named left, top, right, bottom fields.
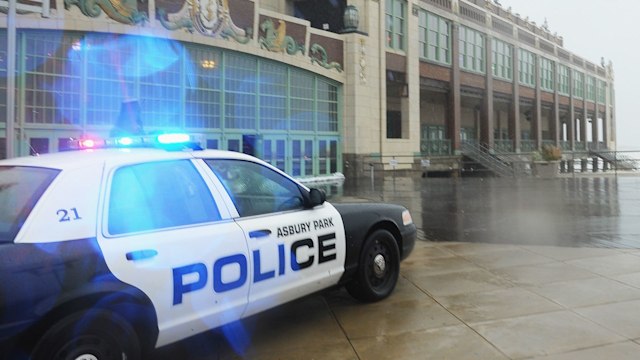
left=74, top=355, right=99, bottom=360
left=373, top=254, right=386, bottom=278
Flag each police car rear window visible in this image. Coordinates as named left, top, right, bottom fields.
left=108, top=160, right=221, bottom=235
left=0, top=166, right=59, bottom=242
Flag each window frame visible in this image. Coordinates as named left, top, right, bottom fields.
left=518, top=48, right=536, bottom=87
left=459, top=26, right=485, bottom=74
left=492, top=38, right=512, bottom=81
left=540, top=57, right=555, bottom=92
left=573, top=70, right=585, bottom=99
left=558, top=64, right=570, bottom=95
left=386, top=0, right=407, bottom=51
left=418, top=10, right=451, bottom=65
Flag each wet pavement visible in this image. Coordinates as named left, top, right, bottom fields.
left=332, top=173, right=640, bottom=248
left=154, top=173, right=640, bottom=359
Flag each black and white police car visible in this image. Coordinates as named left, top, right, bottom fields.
left=0, top=133, right=416, bottom=360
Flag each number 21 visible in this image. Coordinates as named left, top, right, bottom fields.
left=57, top=208, right=82, bottom=222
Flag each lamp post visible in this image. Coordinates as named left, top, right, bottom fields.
left=343, top=4, right=359, bottom=33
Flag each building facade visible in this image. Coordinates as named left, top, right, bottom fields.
left=0, top=0, right=615, bottom=178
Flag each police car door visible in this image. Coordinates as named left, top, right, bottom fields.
left=204, top=158, right=346, bottom=317
left=97, top=158, right=250, bottom=347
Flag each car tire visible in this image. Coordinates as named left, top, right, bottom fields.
left=346, top=229, right=400, bottom=302
left=31, top=309, right=141, bottom=360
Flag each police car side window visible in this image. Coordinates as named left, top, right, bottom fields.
left=205, top=159, right=304, bottom=217
left=108, top=160, right=221, bottom=235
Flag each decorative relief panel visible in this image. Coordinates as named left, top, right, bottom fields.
left=157, top=0, right=251, bottom=43
left=64, top=0, right=148, bottom=24
left=258, top=18, right=305, bottom=55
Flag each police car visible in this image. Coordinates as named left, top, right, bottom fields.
left=0, top=133, right=416, bottom=360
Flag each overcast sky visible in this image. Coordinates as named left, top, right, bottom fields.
left=501, top=0, right=637, bottom=150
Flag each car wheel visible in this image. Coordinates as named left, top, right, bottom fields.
left=346, top=229, right=400, bottom=302
left=31, top=309, right=141, bottom=360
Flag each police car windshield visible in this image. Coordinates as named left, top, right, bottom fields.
left=0, top=166, right=59, bottom=242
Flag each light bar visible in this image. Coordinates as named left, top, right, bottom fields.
left=157, top=133, right=191, bottom=145
left=66, top=133, right=203, bottom=151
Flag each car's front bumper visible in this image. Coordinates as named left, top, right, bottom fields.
left=400, top=224, right=417, bottom=261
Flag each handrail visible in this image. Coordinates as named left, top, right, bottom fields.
left=461, top=141, right=514, bottom=177
left=589, top=149, right=639, bottom=171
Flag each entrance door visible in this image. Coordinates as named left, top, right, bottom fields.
left=224, top=134, right=243, bottom=153
left=22, top=129, right=83, bottom=156
left=291, top=138, right=314, bottom=177
left=318, top=138, right=339, bottom=175
left=262, top=136, right=287, bottom=173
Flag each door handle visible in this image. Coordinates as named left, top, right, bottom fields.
left=126, top=249, right=158, bottom=261
left=249, top=229, right=272, bottom=238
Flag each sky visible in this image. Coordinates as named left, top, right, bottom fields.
left=502, top=0, right=638, bottom=150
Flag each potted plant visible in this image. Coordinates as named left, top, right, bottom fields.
left=532, top=145, right=562, bottom=178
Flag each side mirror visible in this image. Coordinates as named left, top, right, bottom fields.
left=307, top=188, right=326, bottom=208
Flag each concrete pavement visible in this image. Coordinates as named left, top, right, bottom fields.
left=157, top=237, right=640, bottom=359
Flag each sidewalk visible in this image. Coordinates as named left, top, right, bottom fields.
left=158, top=239, right=640, bottom=359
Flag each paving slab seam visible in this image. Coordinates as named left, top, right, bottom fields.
left=322, top=295, right=363, bottom=360
left=400, top=272, right=514, bottom=359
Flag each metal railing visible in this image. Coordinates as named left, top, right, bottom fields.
left=420, top=139, right=452, bottom=156
left=493, top=139, right=513, bottom=153
left=520, top=140, right=536, bottom=152
left=460, top=141, right=514, bottom=177
left=587, top=149, right=639, bottom=172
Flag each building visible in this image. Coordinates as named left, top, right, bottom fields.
left=0, top=0, right=615, bottom=178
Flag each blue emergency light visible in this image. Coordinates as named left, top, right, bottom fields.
left=67, top=133, right=203, bottom=151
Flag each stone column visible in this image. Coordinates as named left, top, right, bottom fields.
left=509, top=46, right=520, bottom=152
left=449, top=24, right=462, bottom=153
left=552, top=63, right=560, bottom=146
left=481, top=35, right=494, bottom=149
left=568, top=69, right=575, bottom=151
left=533, top=55, right=542, bottom=150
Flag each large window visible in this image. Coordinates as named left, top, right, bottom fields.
left=586, top=76, right=596, bottom=101
left=387, top=110, right=402, bottom=139
left=540, top=57, right=554, bottom=92
left=386, top=0, right=407, bottom=51
left=24, top=32, right=81, bottom=125
left=85, top=34, right=136, bottom=126
left=597, top=79, right=606, bottom=103
left=573, top=70, right=584, bottom=99
left=225, top=53, right=257, bottom=130
left=290, top=69, right=315, bottom=131
left=459, top=26, right=485, bottom=73
left=317, top=80, right=339, bottom=132
left=558, top=64, right=570, bottom=95
left=418, top=10, right=450, bottom=65
left=492, top=38, right=512, bottom=81
left=13, top=31, right=342, bottom=176
left=185, top=45, right=222, bottom=129
left=139, top=39, right=183, bottom=128
left=259, top=61, right=288, bottom=131
left=518, top=49, right=535, bottom=87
